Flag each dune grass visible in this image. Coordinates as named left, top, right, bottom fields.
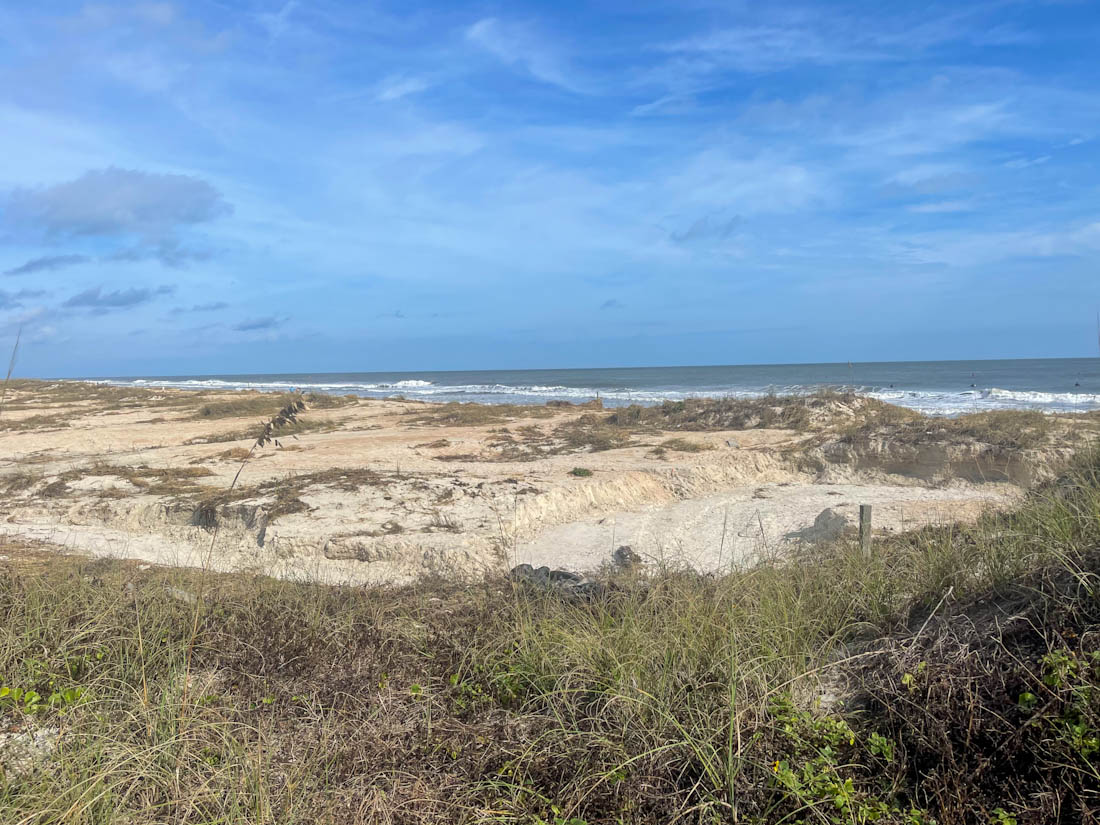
left=839, top=408, right=1062, bottom=450
left=599, top=393, right=913, bottom=433
left=1, top=448, right=1098, bottom=822
left=0, top=413, right=72, bottom=432
left=191, top=392, right=352, bottom=421
left=596, top=395, right=1087, bottom=455
left=408, top=401, right=556, bottom=427
left=659, top=436, right=714, bottom=452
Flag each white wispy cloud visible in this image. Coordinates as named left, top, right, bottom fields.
left=893, top=218, right=1100, bottom=267
left=660, top=24, right=882, bottom=73
left=1004, top=155, right=1051, bottom=169
left=374, top=74, right=431, bottom=102
left=257, top=1, right=299, bottom=41
left=465, top=17, right=586, bottom=92
left=907, top=200, right=975, bottom=213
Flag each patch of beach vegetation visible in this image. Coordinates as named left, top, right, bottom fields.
left=659, top=436, right=713, bottom=452
left=190, top=391, right=352, bottom=421
left=0, top=451, right=1098, bottom=822
left=0, top=413, right=71, bottom=432
left=3, top=464, right=218, bottom=502
left=187, top=467, right=406, bottom=527
left=840, top=408, right=1068, bottom=450
left=184, top=415, right=335, bottom=445
left=407, top=401, right=556, bottom=427
left=603, top=393, right=917, bottom=433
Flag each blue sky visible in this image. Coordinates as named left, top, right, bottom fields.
left=1, top=0, right=1098, bottom=376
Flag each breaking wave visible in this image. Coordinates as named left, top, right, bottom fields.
left=92, top=375, right=1100, bottom=417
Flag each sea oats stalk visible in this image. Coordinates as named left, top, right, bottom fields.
left=0, top=327, right=21, bottom=423
left=180, top=394, right=307, bottom=718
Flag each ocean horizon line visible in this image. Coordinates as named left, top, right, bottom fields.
left=62, top=353, right=1100, bottom=383
left=56, top=357, right=1100, bottom=418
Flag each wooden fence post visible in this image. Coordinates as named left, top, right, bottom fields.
left=859, top=504, right=873, bottom=559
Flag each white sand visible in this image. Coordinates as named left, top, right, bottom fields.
left=0, top=385, right=1060, bottom=583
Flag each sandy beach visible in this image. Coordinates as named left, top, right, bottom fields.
left=2, top=380, right=1090, bottom=583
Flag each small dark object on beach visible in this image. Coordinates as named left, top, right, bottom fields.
left=510, top=563, right=603, bottom=599
left=613, top=545, right=641, bottom=569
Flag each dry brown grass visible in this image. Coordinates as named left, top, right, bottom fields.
left=214, top=447, right=253, bottom=461
left=553, top=415, right=636, bottom=452
left=0, top=379, right=198, bottom=412
left=407, top=401, right=555, bottom=427
left=0, top=472, right=38, bottom=495
left=441, top=415, right=638, bottom=462
left=191, top=393, right=315, bottom=420
left=116, top=465, right=215, bottom=494
left=5, top=464, right=218, bottom=501
left=189, top=467, right=396, bottom=527
left=841, top=408, right=1059, bottom=450
left=303, top=392, right=356, bottom=409
left=0, top=383, right=354, bottom=434
left=0, top=413, right=70, bottom=432
left=415, top=438, right=452, bottom=449
left=659, top=436, right=713, bottom=452
left=602, top=393, right=917, bottom=433
left=184, top=414, right=334, bottom=445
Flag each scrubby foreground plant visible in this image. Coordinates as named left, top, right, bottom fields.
left=1, top=453, right=1099, bottom=823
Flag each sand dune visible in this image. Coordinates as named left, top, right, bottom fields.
left=2, top=382, right=1091, bottom=582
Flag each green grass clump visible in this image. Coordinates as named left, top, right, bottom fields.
left=554, top=415, right=634, bottom=452
left=191, top=393, right=318, bottom=421
left=841, top=408, right=1058, bottom=450
left=602, top=392, right=902, bottom=432
left=0, top=413, right=71, bottom=432
left=0, top=379, right=189, bottom=412
left=659, top=436, right=713, bottom=452
left=568, top=467, right=593, bottom=477
left=408, top=402, right=555, bottom=427
left=185, top=415, right=332, bottom=445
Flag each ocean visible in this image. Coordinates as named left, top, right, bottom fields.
left=91, top=358, right=1100, bottom=417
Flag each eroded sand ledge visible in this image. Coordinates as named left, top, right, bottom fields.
left=0, top=381, right=1091, bottom=583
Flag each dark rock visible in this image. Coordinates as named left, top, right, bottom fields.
left=612, top=545, right=641, bottom=569
left=510, top=564, right=604, bottom=600
left=548, top=569, right=583, bottom=584
left=785, top=507, right=851, bottom=543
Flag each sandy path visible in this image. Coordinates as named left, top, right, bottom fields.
left=517, top=481, right=1019, bottom=572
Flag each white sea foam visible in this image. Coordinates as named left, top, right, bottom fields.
left=92, top=376, right=1100, bottom=417
left=865, top=387, right=1100, bottom=416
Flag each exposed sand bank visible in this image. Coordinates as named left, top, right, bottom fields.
left=1, top=381, right=1094, bottom=583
